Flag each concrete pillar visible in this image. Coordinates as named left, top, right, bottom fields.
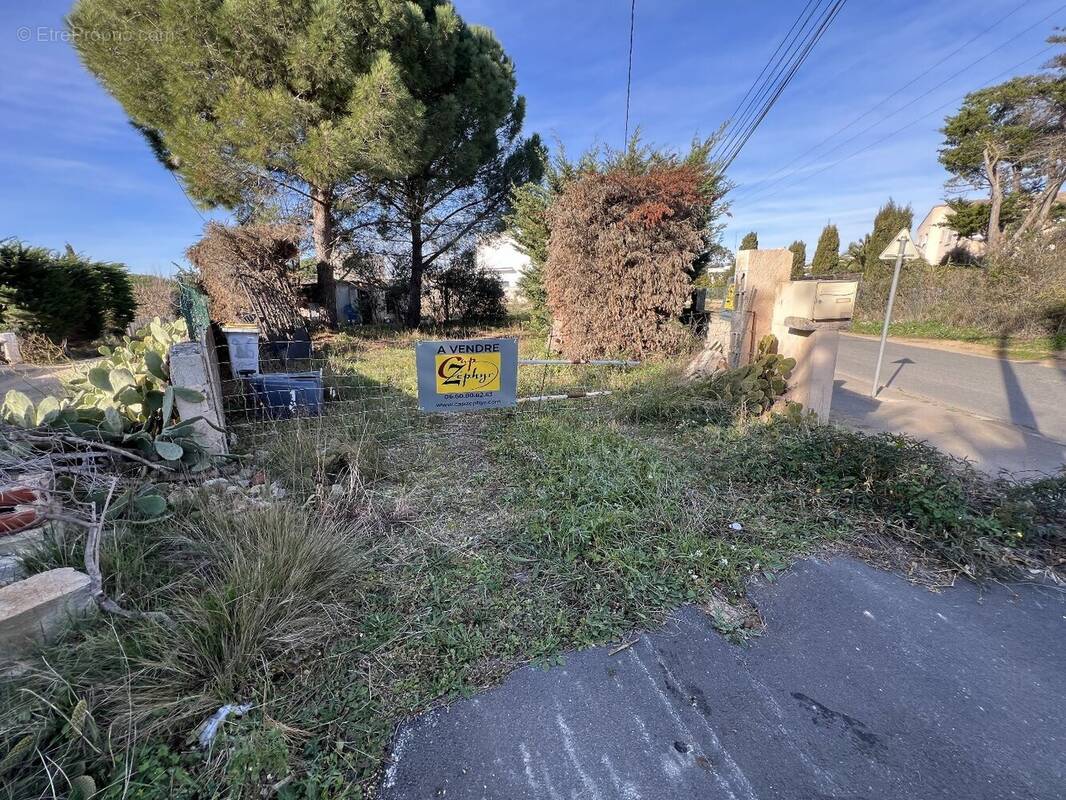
left=730, top=249, right=792, bottom=366
left=770, top=287, right=851, bottom=423
left=771, top=324, right=840, bottom=422
left=0, top=332, right=21, bottom=364
left=169, top=327, right=228, bottom=454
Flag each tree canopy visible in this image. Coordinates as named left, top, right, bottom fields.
left=349, top=2, right=543, bottom=327
left=864, top=200, right=912, bottom=274
left=739, top=231, right=759, bottom=250
left=70, top=0, right=424, bottom=323
left=939, top=32, right=1066, bottom=249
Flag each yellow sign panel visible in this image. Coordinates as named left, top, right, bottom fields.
left=724, top=283, right=736, bottom=310
left=434, top=352, right=502, bottom=394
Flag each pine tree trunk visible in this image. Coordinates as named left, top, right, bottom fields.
left=405, top=215, right=424, bottom=329
left=311, top=184, right=338, bottom=328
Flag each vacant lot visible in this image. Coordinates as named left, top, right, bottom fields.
left=3, top=325, right=1063, bottom=799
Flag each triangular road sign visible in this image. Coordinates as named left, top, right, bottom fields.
left=878, top=228, right=921, bottom=261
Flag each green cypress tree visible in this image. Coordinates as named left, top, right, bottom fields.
left=865, top=199, right=913, bottom=274
left=739, top=231, right=759, bottom=250
left=0, top=240, right=135, bottom=341
left=811, top=224, right=840, bottom=275
left=69, top=0, right=424, bottom=325
left=788, top=240, right=807, bottom=279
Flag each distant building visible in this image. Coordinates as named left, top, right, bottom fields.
left=917, top=193, right=1066, bottom=264
left=299, top=273, right=389, bottom=325
left=476, top=234, right=531, bottom=298
left=915, top=203, right=986, bottom=265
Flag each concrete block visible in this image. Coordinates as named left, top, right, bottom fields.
left=0, top=526, right=46, bottom=557
left=169, top=330, right=228, bottom=454
left=730, top=249, right=792, bottom=366
left=0, top=568, right=93, bottom=653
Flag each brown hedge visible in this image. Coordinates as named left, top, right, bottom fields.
left=545, top=166, right=705, bottom=359
left=186, top=222, right=303, bottom=336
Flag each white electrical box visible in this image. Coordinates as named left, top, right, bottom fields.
left=780, top=279, right=858, bottom=322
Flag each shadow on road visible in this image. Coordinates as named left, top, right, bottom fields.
left=831, top=379, right=1066, bottom=478
left=996, top=333, right=1041, bottom=435
left=883, top=356, right=915, bottom=390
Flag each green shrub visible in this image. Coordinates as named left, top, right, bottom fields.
left=0, top=239, right=136, bottom=342
left=855, top=228, right=1066, bottom=339
left=614, top=342, right=795, bottom=425
left=696, top=419, right=1042, bottom=572
left=422, top=249, right=507, bottom=324
left=995, top=475, right=1066, bottom=549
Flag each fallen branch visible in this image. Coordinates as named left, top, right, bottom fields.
left=608, top=638, right=639, bottom=656
left=3, top=426, right=174, bottom=473
left=14, top=429, right=175, bottom=473
left=81, top=477, right=174, bottom=628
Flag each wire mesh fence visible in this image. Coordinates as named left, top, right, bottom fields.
left=214, top=323, right=652, bottom=461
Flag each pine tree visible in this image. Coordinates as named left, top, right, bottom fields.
left=350, top=4, right=543, bottom=327
left=739, top=231, right=759, bottom=250
left=788, top=240, right=807, bottom=279
left=811, top=224, right=840, bottom=275
left=865, top=200, right=913, bottom=274
left=69, top=0, right=424, bottom=325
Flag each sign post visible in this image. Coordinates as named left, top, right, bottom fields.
left=871, top=228, right=920, bottom=398
left=416, top=338, right=518, bottom=413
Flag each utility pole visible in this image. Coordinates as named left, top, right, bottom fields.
left=871, top=228, right=919, bottom=398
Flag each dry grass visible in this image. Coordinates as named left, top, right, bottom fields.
left=1, top=500, right=379, bottom=799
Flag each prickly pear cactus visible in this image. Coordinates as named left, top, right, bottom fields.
left=0, top=318, right=214, bottom=472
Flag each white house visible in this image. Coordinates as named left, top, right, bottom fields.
left=915, top=203, right=986, bottom=265
left=476, top=234, right=531, bottom=298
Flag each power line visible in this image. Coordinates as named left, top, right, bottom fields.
left=715, top=0, right=819, bottom=155
left=713, top=0, right=848, bottom=170
left=624, top=0, right=636, bottom=144
left=713, top=0, right=826, bottom=163
left=734, top=2, right=1065, bottom=204
left=731, top=0, right=1033, bottom=200
left=735, top=45, right=1054, bottom=210
left=170, top=170, right=207, bottom=222
left=719, top=0, right=847, bottom=169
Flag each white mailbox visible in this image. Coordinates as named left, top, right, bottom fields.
left=221, top=325, right=260, bottom=375
left=779, top=279, right=858, bottom=324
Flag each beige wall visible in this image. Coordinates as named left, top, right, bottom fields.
left=916, top=204, right=986, bottom=264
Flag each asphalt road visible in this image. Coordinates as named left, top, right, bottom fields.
left=835, top=335, right=1066, bottom=443
left=832, top=336, right=1066, bottom=476
left=380, top=557, right=1066, bottom=800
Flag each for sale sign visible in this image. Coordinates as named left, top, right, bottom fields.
left=416, top=338, right=518, bottom=412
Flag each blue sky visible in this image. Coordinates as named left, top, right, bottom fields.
left=2, top=0, right=1062, bottom=274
